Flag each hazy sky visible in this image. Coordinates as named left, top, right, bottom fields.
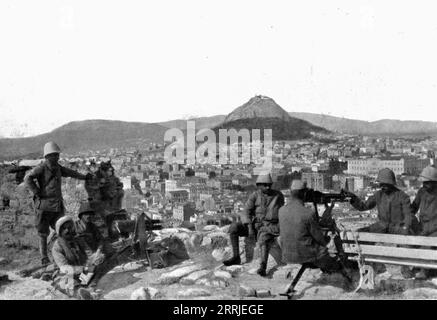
left=1, top=1, right=437, bottom=137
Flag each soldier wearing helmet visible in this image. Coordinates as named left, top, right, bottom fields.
left=345, top=168, right=415, bottom=235
left=346, top=168, right=418, bottom=277
left=411, top=165, right=437, bottom=236
left=399, top=165, right=437, bottom=279
left=24, top=142, right=92, bottom=265
left=223, top=173, right=284, bottom=277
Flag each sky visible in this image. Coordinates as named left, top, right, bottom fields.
left=1, top=1, right=437, bottom=137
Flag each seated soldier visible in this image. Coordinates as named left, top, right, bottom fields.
left=405, top=166, right=437, bottom=279
left=74, top=202, right=115, bottom=258
left=345, top=168, right=416, bottom=235
left=51, top=216, right=98, bottom=299
left=279, top=180, right=344, bottom=274
left=52, top=215, right=121, bottom=299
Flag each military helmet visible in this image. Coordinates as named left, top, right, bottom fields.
left=376, top=168, right=396, bottom=185
left=256, top=173, right=273, bottom=184
left=290, top=179, right=305, bottom=191
left=78, top=202, right=95, bottom=218
left=55, top=216, right=73, bottom=235
left=43, top=141, right=61, bottom=157
left=419, top=166, right=437, bottom=182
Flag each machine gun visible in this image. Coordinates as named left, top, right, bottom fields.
left=302, top=188, right=351, bottom=205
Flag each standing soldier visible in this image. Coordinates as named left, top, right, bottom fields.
left=106, top=164, right=124, bottom=211
left=345, top=168, right=416, bottom=235
left=223, top=173, right=284, bottom=277
left=25, top=142, right=91, bottom=265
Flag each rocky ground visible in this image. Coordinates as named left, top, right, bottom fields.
left=2, top=224, right=437, bottom=300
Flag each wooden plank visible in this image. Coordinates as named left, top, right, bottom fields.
left=341, top=231, right=437, bottom=247
left=347, top=255, right=437, bottom=269
left=344, top=244, right=437, bottom=261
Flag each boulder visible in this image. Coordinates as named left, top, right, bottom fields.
left=218, top=225, right=231, bottom=233
left=196, top=278, right=228, bottom=288
left=0, top=257, right=8, bottom=266
left=180, top=270, right=211, bottom=285
left=201, top=236, right=212, bottom=247
left=189, top=233, right=204, bottom=248
left=160, top=228, right=181, bottom=235
left=177, top=288, right=211, bottom=298
left=202, top=225, right=219, bottom=232
left=130, top=287, right=150, bottom=300
left=130, top=286, right=161, bottom=300
left=211, top=248, right=232, bottom=262
left=200, top=232, right=228, bottom=249
left=225, top=265, right=244, bottom=276
left=111, top=261, right=144, bottom=273
left=248, top=268, right=259, bottom=275
left=255, top=290, right=272, bottom=298
left=403, top=287, right=437, bottom=299
left=300, top=285, right=346, bottom=299
left=173, top=233, right=191, bottom=242
left=213, top=270, right=232, bottom=280
left=158, top=264, right=205, bottom=284
left=238, top=285, right=256, bottom=297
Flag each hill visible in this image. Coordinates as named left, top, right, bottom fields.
left=289, top=112, right=437, bottom=136
left=158, top=115, right=226, bottom=130
left=214, top=96, right=328, bottom=140
left=0, top=120, right=168, bottom=160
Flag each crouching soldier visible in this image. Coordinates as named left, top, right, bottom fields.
left=279, top=180, right=344, bottom=273
left=345, top=168, right=416, bottom=235
left=223, top=173, right=284, bottom=277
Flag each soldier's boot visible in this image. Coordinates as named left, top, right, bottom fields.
left=415, top=268, right=429, bottom=280
left=257, top=244, right=269, bottom=277
left=244, top=237, right=255, bottom=263
left=223, top=234, right=241, bottom=266
left=269, top=239, right=285, bottom=266
left=39, top=235, right=50, bottom=266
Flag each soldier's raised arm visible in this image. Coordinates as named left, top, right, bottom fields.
left=60, top=165, right=89, bottom=180
left=350, top=193, right=377, bottom=212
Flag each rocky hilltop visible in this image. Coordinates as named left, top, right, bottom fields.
left=2, top=224, right=437, bottom=300
left=223, top=95, right=291, bottom=123
left=214, top=96, right=328, bottom=141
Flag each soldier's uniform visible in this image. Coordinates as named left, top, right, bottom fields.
left=223, top=174, right=284, bottom=276
left=411, top=166, right=437, bottom=237
left=279, top=180, right=343, bottom=274
left=349, top=168, right=416, bottom=235
left=25, top=142, right=88, bottom=265
left=406, top=166, right=437, bottom=279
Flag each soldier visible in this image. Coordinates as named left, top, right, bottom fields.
left=51, top=216, right=98, bottom=300
left=84, top=161, right=112, bottom=237
left=345, top=168, right=416, bottom=235
left=74, top=202, right=114, bottom=258
left=1, top=195, right=10, bottom=210
left=279, top=180, right=343, bottom=272
left=223, top=173, right=284, bottom=277
left=407, top=166, right=437, bottom=279
left=106, top=164, right=124, bottom=211
left=24, top=142, right=91, bottom=265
